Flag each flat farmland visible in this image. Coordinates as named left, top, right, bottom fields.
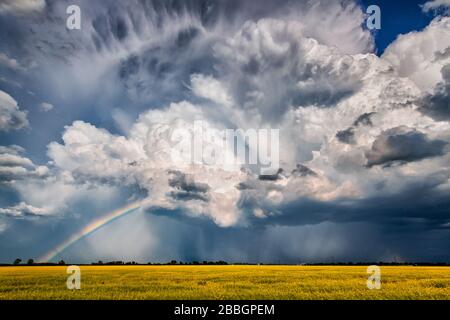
left=0, top=266, right=449, bottom=300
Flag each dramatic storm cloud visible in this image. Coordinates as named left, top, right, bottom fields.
left=1, top=0, right=450, bottom=263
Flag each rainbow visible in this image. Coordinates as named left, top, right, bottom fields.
left=39, top=200, right=148, bottom=262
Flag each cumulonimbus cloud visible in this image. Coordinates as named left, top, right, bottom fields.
left=1, top=0, right=450, bottom=238
left=30, top=10, right=450, bottom=230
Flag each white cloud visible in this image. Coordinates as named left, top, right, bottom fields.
left=0, top=142, right=125, bottom=223
left=47, top=103, right=247, bottom=227
left=39, top=16, right=450, bottom=228
left=0, top=202, right=51, bottom=217
left=0, top=0, right=45, bottom=14
left=289, top=1, right=374, bottom=55
left=112, top=108, right=134, bottom=134
left=382, top=17, right=450, bottom=92
left=0, top=145, right=48, bottom=184
left=0, top=90, right=28, bottom=131
left=0, top=153, right=34, bottom=167
left=13, top=173, right=124, bottom=221
left=0, top=145, right=25, bottom=155
left=423, top=0, right=450, bottom=13
left=0, top=53, right=24, bottom=71
left=39, top=102, right=54, bottom=112
left=4, top=1, right=450, bottom=232
left=190, top=74, right=233, bottom=107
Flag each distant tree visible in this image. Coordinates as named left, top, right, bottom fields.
left=58, top=260, right=66, bottom=265
left=97, top=261, right=103, bottom=265
left=169, top=260, right=177, bottom=265
left=27, top=259, right=34, bottom=265
left=13, top=258, right=21, bottom=265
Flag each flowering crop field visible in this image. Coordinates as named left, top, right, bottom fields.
left=0, top=266, right=449, bottom=300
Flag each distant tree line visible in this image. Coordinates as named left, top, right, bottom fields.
left=91, top=260, right=229, bottom=266
left=4, top=258, right=450, bottom=267
left=10, top=258, right=66, bottom=266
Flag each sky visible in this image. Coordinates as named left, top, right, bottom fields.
left=0, top=0, right=450, bottom=264
left=360, top=0, right=436, bottom=53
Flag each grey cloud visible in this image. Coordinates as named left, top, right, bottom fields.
left=0, top=145, right=25, bottom=155
left=0, top=0, right=373, bottom=107
left=236, top=180, right=257, bottom=191
left=117, top=37, right=215, bottom=102
left=169, top=191, right=209, bottom=202
left=419, top=64, right=450, bottom=121
left=365, top=126, right=448, bottom=167
left=434, top=47, right=450, bottom=61
left=258, top=165, right=316, bottom=181
left=0, top=154, right=33, bottom=167
left=291, top=164, right=317, bottom=177
left=353, top=112, right=376, bottom=127
left=0, top=90, right=28, bottom=132
left=336, top=127, right=356, bottom=145
left=0, top=166, right=29, bottom=182
left=47, top=209, right=392, bottom=264
left=168, top=170, right=210, bottom=202
left=251, top=170, right=450, bottom=229
left=214, top=25, right=364, bottom=121
left=258, top=168, right=285, bottom=181
left=336, top=112, right=377, bottom=145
